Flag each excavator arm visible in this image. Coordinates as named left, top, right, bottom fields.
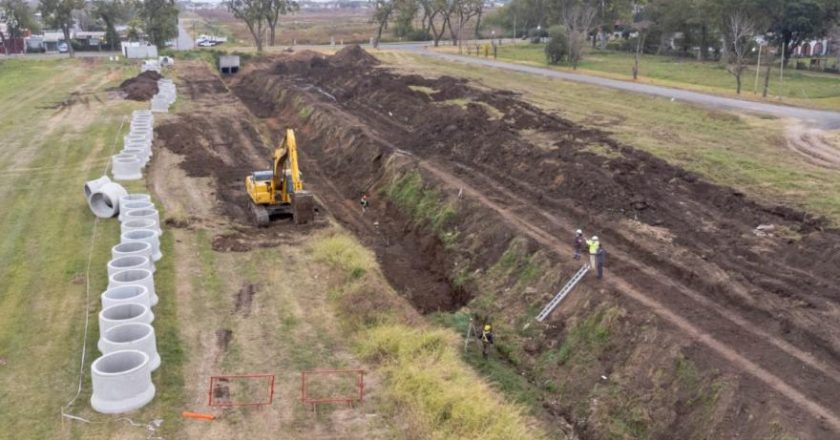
left=272, top=128, right=306, bottom=203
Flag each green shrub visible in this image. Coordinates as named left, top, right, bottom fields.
left=545, top=26, right=569, bottom=65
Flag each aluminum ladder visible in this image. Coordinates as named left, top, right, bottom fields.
left=536, top=264, right=590, bottom=322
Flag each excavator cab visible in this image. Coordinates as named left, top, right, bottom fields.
left=244, top=129, right=315, bottom=227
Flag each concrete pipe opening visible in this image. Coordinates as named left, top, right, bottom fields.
left=89, top=182, right=128, bottom=218
left=120, top=228, right=161, bottom=261
left=99, top=323, right=160, bottom=371
left=124, top=209, right=161, bottom=236
left=107, top=255, right=152, bottom=278
left=84, top=176, right=111, bottom=200
left=90, top=350, right=155, bottom=414
left=109, top=268, right=157, bottom=306
left=111, top=241, right=153, bottom=263
left=121, top=219, right=159, bottom=241
left=119, top=201, right=154, bottom=222
left=99, top=303, right=154, bottom=334
left=101, top=285, right=151, bottom=309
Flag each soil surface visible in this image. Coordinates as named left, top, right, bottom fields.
left=223, top=46, right=840, bottom=439
left=119, top=71, right=161, bottom=101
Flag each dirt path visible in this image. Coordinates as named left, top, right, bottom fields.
left=785, top=123, right=840, bottom=168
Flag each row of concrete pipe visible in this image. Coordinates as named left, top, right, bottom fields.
left=83, top=78, right=176, bottom=414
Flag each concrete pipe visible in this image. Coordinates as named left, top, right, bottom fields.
left=90, top=350, right=155, bottom=414
left=122, top=147, right=149, bottom=167
left=124, top=209, right=162, bottom=236
left=101, top=285, right=152, bottom=309
left=98, top=323, right=160, bottom=371
left=151, top=98, right=169, bottom=113
left=129, top=127, right=153, bottom=142
left=109, top=268, right=158, bottom=306
left=124, top=134, right=151, bottom=146
left=107, top=255, right=153, bottom=278
left=119, top=201, right=154, bottom=222
left=131, top=121, right=152, bottom=130
left=118, top=194, right=151, bottom=216
left=111, top=154, right=142, bottom=181
left=84, top=176, right=112, bottom=200
left=121, top=218, right=160, bottom=240
left=111, top=241, right=153, bottom=265
left=88, top=182, right=128, bottom=218
left=133, top=109, right=152, bottom=117
left=99, top=303, right=154, bottom=334
left=121, top=229, right=161, bottom=261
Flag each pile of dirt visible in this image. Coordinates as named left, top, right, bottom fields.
left=119, top=71, right=162, bottom=101
left=331, top=44, right=379, bottom=67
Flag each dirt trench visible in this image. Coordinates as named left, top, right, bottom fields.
left=154, top=50, right=840, bottom=439
left=223, top=47, right=840, bottom=440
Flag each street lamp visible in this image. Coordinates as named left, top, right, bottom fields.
left=754, top=39, right=766, bottom=94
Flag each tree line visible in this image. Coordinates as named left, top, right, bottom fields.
left=1, top=0, right=178, bottom=57
left=371, top=0, right=487, bottom=47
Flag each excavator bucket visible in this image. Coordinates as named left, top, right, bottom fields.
left=292, top=191, right=315, bottom=225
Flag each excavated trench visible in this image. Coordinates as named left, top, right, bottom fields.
left=157, top=48, right=840, bottom=439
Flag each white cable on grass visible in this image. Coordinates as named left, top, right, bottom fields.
left=61, top=116, right=126, bottom=423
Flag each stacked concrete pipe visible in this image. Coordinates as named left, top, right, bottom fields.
left=121, top=228, right=162, bottom=261
left=111, top=154, right=143, bottom=181
left=101, top=285, right=153, bottom=309
left=119, top=200, right=154, bottom=222
left=123, top=208, right=162, bottom=236
left=151, top=78, right=176, bottom=113
left=121, top=218, right=160, bottom=239
left=99, top=303, right=154, bottom=334
left=108, top=268, right=159, bottom=306
left=90, top=350, right=156, bottom=413
left=107, top=255, right=154, bottom=277
left=111, top=241, right=154, bottom=266
left=99, top=323, right=161, bottom=371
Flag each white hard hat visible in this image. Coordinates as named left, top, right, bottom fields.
left=592, top=236, right=599, bottom=241
left=576, top=229, right=582, bottom=234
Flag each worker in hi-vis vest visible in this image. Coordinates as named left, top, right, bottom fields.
left=586, top=236, right=600, bottom=272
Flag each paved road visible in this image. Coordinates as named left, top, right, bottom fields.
left=388, top=44, right=840, bottom=129
left=176, top=20, right=195, bottom=51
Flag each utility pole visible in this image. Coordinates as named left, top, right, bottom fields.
left=753, top=42, right=763, bottom=94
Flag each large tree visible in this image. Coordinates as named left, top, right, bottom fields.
left=1, top=0, right=39, bottom=52
left=228, top=0, right=270, bottom=51
left=370, top=0, right=395, bottom=47
left=721, top=9, right=756, bottom=94
left=266, top=0, right=297, bottom=46
left=760, top=0, right=840, bottom=64
left=39, top=0, right=85, bottom=57
left=94, top=0, right=129, bottom=50
left=139, top=0, right=178, bottom=48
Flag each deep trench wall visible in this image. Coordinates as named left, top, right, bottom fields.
left=257, top=85, right=775, bottom=440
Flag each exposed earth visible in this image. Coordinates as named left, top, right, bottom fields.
left=153, top=46, right=840, bottom=440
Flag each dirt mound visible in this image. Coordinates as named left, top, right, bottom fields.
left=331, top=44, right=379, bottom=67
left=119, top=71, right=162, bottom=101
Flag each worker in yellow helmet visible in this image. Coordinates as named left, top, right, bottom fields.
left=586, top=236, right=600, bottom=273
left=479, top=323, right=494, bottom=359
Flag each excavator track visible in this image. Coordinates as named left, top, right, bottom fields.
left=251, top=203, right=270, bottom=227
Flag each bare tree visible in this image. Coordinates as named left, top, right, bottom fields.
left=562, top=3, right=597, bottom=69
left=448, top=0, right=481, bottom=46
left=266, top=0, right=297, bottom=47
left=371, top=0, right=394, bottom=48
left=632, top=19, right=652, bottom=80
left=228, top=0, right=270, bottom=52
left=722, top=11, right=756, bottom=95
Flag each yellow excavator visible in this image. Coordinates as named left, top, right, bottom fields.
left=245, top=128, right=315, bottom=226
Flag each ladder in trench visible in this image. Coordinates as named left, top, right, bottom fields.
left=536, top=264, right=590, bottom=322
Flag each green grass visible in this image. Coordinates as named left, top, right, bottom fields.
left=484, top=44, right=840, bottom=109
left=379, top=51, right=840, bottom=225
left=387, top=171, right=457, bottom=233
left=0, top=58, right=184, bottom=439
left=311, top=233, right=547, bottom=439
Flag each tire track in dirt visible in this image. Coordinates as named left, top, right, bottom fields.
left=416, top=159, right=840, bottom=433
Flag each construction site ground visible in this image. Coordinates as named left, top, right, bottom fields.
left=1, top=46, right=840, bottom=440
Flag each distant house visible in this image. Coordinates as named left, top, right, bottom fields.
left=792, top=39, right=830, bottom=57
left=75, top=31, right=106, bottom=50
left=42, top=31, right=65, bottom=52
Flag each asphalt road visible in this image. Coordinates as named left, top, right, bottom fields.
left=389, top=43, right=840, bottom=129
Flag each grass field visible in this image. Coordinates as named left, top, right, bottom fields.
left=0, top=56, right=549, bottom=439
left=378, top=50, right=840, bottom=225
left=437, top=43, right=840, bottom=110
left=0, top=58, right=188, bottom=439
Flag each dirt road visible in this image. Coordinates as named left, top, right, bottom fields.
left=225, top=47, right=840, bottom=439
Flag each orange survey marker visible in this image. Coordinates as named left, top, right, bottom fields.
left=182, top=411, right=215, bottom=421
